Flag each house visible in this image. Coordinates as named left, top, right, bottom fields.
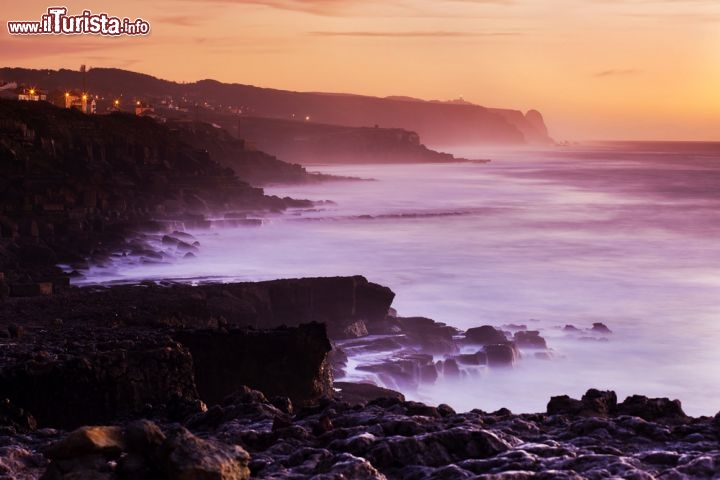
left=18, top=87, right=47, bottom=102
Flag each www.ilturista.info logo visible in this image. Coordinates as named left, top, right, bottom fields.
left=7, top=7, right=151, bottom=36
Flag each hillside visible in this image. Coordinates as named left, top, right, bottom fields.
left=0, top=67, right=552, bottom=146
left=0, top=99, right=310, bottom=286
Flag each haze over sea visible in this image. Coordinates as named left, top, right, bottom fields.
left=84, top=142, right=720, bottom=416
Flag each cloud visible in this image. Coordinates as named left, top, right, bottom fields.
left=309, top=30, right=521, bottom=37
left=155, top=14, right=206, bottom=26
left=175, top=0, right=361, bottom=16
left=594, top=69, right=640, bottom=77
left=175, top=0, right=514, bottom=16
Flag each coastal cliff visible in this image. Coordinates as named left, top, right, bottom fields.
left=0, top=67, right=553, bottom=146
left=0, top=99, right=316, bottom=289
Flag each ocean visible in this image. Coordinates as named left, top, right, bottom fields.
left=82, top=142, right=720, bottom=416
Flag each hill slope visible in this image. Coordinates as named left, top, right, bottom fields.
left=0, top=67, right=552, bottom=146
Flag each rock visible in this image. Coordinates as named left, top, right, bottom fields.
left=548, top=390, right=617, bottom=417
left=175, top=241, right=198, bottom=253
left=333, top=382, right=405, bottom=405
left=0, top=330, right=198, bottom=429
left=269, top=396, right=294, bottom=416
left=339, top=319, right=368, bottom=339
left=547, top=395, right=584, bottom=416
left=465, top=325, right=507, bottom=345
left=513, top=330, right=547, bottom=349
left=7, top=324, right=24, bottom=338
left=159, top=427, right=250, bottom=480
left=439, top=359, right=461, bottom=378
left=395, top=317, right=459, bottom=354
left=581, top=389, right=617, bottom=416
left=340, top=336, right=402, bottom=355
left=328, top=347, right=348, bottom=379
left=484, top=343, right=520, bottom=367
left=45, top=426, right=125, bottom=460
left=617, top=395, right=687, bottom=422
left=591, top=322, right=612, bottom=334
left=321, top=453, right=387, bottom=480
left=454, top=351, right=487, bottom=366
left=0, top=276, right=394, bottom=342
left=0, top=398, right=37, bottom=433
left=420, top=363, right=439, bottom=384
left=357, top=359, right=423, bottom=391
left=124, top=420, right=166, bottom=454
left=366, top=427, right=511, bottom=468
left=161, top=235, right=180, bottom=246
left=174, top=323, right=332, bottom=408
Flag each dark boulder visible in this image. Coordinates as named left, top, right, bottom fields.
left=158, top=426, right=250, bottom=480
left=465, top=325, right=507, bottom=345
left=581, top=389, right=617, bottom=416
left=617, top=395, right=687, bottom=422
left=484, top=343, right=520, bottom=367
left=548, top=390, right=617, bottom=417
left=591, top=322, right=612, bottom=334
left=395, top=317, right=459, bottom=354
left=547, top=395, right=584, bottom=416
left=513, top=330, right=547, bottom=349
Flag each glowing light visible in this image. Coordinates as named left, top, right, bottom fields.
left=305, top=116, right=310, bottom=121
left=64, top=92, right=69, bottom=98
left=82, top=94, right=87, bottom=100
left=29, top=89, right=35, bottom=95
left=113, top=99, right=120, bottom=107
left=136, top=101, right=141, bottom=106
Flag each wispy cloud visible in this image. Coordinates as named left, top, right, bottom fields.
left=310, top=30, right=521, bottom=37
left=594, top=68, right=640, bottom=77
left=155, top=14, right=207, bottom=26
left=175, top=0, right=515, bottom=17
left=175, top=0, right=362, bottom=16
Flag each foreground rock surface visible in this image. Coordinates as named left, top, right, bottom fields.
left=3, top=387, right=720, bottom=480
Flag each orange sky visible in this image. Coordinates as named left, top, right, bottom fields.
left=2, top=0, right=719, bottom=141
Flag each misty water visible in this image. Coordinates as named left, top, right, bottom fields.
left=82, top=142, right=720, bottom=416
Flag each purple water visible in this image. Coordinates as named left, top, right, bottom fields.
left=80, top=142, right=720, bottom=416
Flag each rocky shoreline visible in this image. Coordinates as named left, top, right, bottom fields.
left=1, top=97, right=717, bottom=479
left=0, top=277, right=718, bottom=479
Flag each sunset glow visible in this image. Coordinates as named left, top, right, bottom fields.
left=2, top=0, right=719, bottom=141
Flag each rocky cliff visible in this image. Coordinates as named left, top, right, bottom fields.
left=0, top=99, right=314, bottom=288
left=232, top=116, right=464, bottom=165
left=0, top=67, right=553, bottom=146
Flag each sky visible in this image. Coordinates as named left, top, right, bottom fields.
left=1, top=0, right=719, bottom=141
